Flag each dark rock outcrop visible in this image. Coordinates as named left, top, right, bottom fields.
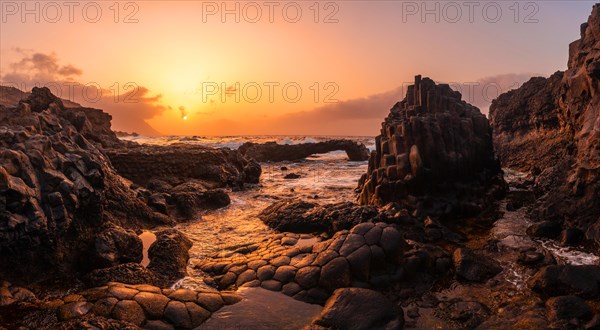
left=356, top=75, right=503, bottom=217
left=238, top=139, right=370, bottom=162
left=0, top=87, right=171, bottom=283
left=452, top=248, right=502, bottom=282
left=91, top=226, right=143, bottom=268
left=83, top=263, right=160, bottom=288
left=312, top=288, right=403, bottom=329
left=528, top=264, right=600, bottom=298
left=258, top=199, right=379, bottom=234
left=489, top=4, right=600, bottom=242
left=106, top=144, right=261, bottom=188
left=147, top=229, right=193, bottom=284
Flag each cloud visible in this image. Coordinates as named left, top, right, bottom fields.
left=256, top=73, right=538, bottom=136
left=1, top=50, right=164, bottom=136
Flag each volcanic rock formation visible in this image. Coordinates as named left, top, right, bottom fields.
left=489, top=4, right=600, bottom=242
left=0, top=87, right=172, bottom=283
left=238, top=140, right=370, bottom=162
left=356, top=75, right=503, bottom=216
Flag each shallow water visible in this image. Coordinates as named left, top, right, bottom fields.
left=139, top=231, right=157, bottom=267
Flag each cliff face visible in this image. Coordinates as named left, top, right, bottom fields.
left=489, top=4, right=600, bottom=242
left=0, top=88, right=171, bottom=283
left=357, top=76, right=502, bottom=216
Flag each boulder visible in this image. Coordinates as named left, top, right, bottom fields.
left=148, top=229, right=193, bottom=284
left=453, top=248, right=502, bottom=282
left=528, top=265, right=600, bottom=298
left=91, top=226, right=143, bottom=268
left=83, top=263, right=159, bottom=288
left=545, top=295, right=592, bottom=321
left=312, top=288, right=403, bottom=330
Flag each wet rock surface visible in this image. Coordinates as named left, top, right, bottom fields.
left=312, top=288, right=404, bottom=329
left=258, top=199, right=380, bottom=234
left=238, top=139, right=370, bottom=162
left=196, top=221, right=451, bottom=305
left=0, top=281, right=240, bottom=329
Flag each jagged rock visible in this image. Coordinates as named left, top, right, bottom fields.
left=258, top=199, right=379, bottom=234
left=148, top=229, right=193, bottom=284
left=238, top=139, right=370, bottom=162
left=167, top=182, right=230, bottom=218
left=0, top=87, right=172, bottom=283
left=356, top=75, right=503, bottom=218
left=91, top=226, right=143, bottom=268
left=83, top=263, right=160, bottom=288
left=105, top=144, right=261, bottom=188
left=312, top=288, right=403, bottom=329
left=489, top=4, right=600, bottom=243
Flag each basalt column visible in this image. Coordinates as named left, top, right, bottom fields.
left=357, top=76, right=501, bottom=208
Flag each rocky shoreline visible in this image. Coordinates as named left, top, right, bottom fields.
left=1, top=4, right=599, bottom=330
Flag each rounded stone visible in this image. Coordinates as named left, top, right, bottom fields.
left=339, top=234, right=366, bottom=257
left=281, top=237, right=298, bottom=246
left=164, top=300, right=192, bottom=329
left=291, top=253, right=317, bottom=268
left=346, top=245, right=372, bottom=281
left=108, top=286, right=139, bottom=300
left=112, top=300, right=146, bottom=326
left=134, top=291, right=170, bottom=318
left=257, top=265, right=276, bottom=281
left=169, top=288, right=197, bottom=302
left=350, top=222, right=375, bottom=235
left=58, top=301, right=93, bottom=320
left=220, top=292, right=242, bottom=305
left=319, top=257, right=351, bottom=290
left=196, top=292, right=224, bottom=312
left=90, top=297, right=118, bottom=317
left=219, top=272, right=237, bottom=288
left=364, top=226, right=383, bottom=245
left=273, top=266, right=297, bottom=283
left=380, top=227, right=403, bottom=256
left=261, top=280, right=282, bottom=291
left=313, top=250, right=339, bottom=266
left=295, top=266, right=321, bottom=289
left=270, top=256, right=291, bottom=267
left=236, top=269, right=257, bottom=286
left=241, top=280, right=260, bottom=287
left=133, top=284, right=162, bottom=294
left=247, top=259, right=268, bottom=270
left=281, top=282, right=303, bottom=297
left=186, top=302, right=211, bottom=327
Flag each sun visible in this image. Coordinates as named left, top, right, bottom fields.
left=182, top=115, right=188, bottom=121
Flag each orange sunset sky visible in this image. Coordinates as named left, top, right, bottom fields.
left=0, top=1, right=596, bottom=136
